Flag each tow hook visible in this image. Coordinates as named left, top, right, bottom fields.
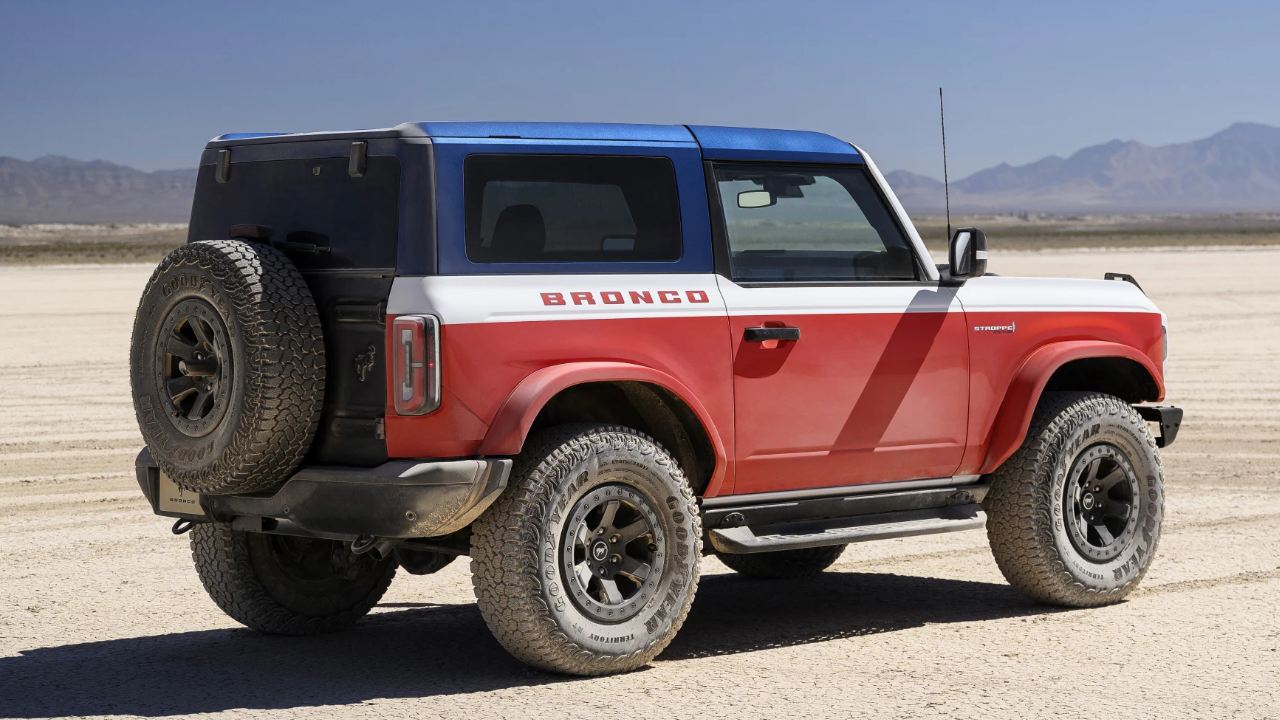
left=171, top=518, right=201, bottom=535
left=350, top=535, right=400, bottom=561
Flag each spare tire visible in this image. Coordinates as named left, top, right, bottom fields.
left=130, top=240, right=325, bottom=495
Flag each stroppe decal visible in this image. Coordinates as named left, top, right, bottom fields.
left=974, top=321, right=1016, bottom=334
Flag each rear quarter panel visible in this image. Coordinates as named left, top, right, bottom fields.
left=384, top=274, right=734, bottom=474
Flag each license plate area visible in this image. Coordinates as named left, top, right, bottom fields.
left=158, top=471, right=205, bottom=517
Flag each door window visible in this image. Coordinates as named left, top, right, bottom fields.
left=714, top=164, right=918, bottom=282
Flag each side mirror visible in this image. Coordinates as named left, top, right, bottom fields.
left=948, top=227, right=988, bottom=280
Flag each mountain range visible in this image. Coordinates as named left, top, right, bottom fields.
left=0, top=156, right=195, bottom=224
left=3, top=122, right=1280, bottom=223
left=885, top=122, right=1280, bottom=214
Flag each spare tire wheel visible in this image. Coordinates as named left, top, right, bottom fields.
left=130, top=240, right=325, bottom=495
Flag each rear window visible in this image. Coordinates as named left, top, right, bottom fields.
left=188, top=156, right=400, bottom=270
left=464, top=154, right=682, bottom=263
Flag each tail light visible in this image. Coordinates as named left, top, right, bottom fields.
left=1162, top=324, right=1169, bottom=375
left=392, top=315, right=441, bottom=415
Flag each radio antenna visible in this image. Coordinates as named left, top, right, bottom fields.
left=939, top=87, right=951, bottom=241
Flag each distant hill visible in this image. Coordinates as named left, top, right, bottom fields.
left=0, top=156, right=195, bottom=224
left=887, top=122, right=1280, bottom=214
left=5, top=123, right=1280, bottom=222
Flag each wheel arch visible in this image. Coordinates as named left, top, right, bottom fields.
left=980, top=341, right=1163, bottom=474
left=476, top=362, right=728, bottom=496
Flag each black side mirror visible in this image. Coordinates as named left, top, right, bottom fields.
left=948, top=227, right=987, bottom=280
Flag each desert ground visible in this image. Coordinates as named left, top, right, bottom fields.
left=1, top=247, right=1277, bottom=719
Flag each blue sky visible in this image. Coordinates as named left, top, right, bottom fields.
left=2, top=0, right=1277, bottom=177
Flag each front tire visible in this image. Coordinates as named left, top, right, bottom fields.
left=190, top=523, right=396, bottom=635
left=470, top=424, right=702, bottom=676
left=986, top=391, right=1164, bottom=607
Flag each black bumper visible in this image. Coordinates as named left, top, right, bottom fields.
left=1135, top=405, right=1183, bottom=448
left=135, top=448, right=511, bottom=539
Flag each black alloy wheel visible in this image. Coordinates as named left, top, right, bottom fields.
left=1064, top=443, right=1141, bottom=562
left=470, top=424, right=702, bottom=675
left=154, top=298, right=232, bottom=438
left=561, top=484, right=664, bottom=623
left=985, top=391, right=1165, bottom=607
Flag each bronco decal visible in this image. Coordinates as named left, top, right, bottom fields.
left=541, top=290, right=712, bottom=306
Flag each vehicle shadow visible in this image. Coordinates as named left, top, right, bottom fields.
left=0, top=571, right=1061, bottom=717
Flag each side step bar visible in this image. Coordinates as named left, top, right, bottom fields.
left=709, top=504, right=987, bottom=554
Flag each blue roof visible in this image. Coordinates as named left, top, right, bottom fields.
left=211, top=122, right=861, bottom=163
left=414, top=122, right=694, bottom=143
left=687, top=125, right=861, bottom=164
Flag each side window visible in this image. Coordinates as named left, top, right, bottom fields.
left=713, top=164, right=918, bottom=282
left=465, top=154, right=682, bottom=263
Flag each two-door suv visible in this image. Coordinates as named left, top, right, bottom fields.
left=131, top=122, right=1181, bottom=675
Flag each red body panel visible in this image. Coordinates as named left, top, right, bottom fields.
left=957, top=311, right=1165, bottom=476
left=728, top=310, right=970, bottom=493
left=384, top=315, right=737, bottom=493
left=384, top=289, right=1165, bottom=498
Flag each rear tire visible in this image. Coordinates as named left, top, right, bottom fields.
left=470, top=424, right=701, bottom=676
left=717, top=545, right=846, bottom=579
left=190, top=523, right=395, bottom=635
left=986, top=391, right=1164, bottom=607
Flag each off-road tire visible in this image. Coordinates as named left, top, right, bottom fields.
left=190, top=523, right=395, bottom=635
left=986, top=391, right=1164, bottom=607
left=130, top=240, right=325, bottom=495
left=717, top=544, right=846, bottom=579
left=471, top=424, right=702, bottom=676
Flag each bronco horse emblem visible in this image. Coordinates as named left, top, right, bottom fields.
left=354, top=344, right=376, bottom=381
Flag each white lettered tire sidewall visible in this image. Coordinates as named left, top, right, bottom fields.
left=538, top=440, right=698, bottom=657
left=471, top=424, right=702, bottom=675
left=987, top=392, right=1166, bottom=607
left=1048, top=405, right=1163, bottom=591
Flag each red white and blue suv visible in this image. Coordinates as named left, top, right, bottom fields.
left=129, top=122, right=1181, bottom=675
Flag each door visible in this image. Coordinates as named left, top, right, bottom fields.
left=710, top=163, right=970, bottom=495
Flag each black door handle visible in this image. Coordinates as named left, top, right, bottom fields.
left=743, top=326, right=800, bottom=342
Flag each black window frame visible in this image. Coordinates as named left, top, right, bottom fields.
left=705, top=160, right=929, bottom=286
left=462, top=153, right=684, bottom=265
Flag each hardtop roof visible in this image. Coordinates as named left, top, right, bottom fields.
left=208, top=122, right=862, bottom=163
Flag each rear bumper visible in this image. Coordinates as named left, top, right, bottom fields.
left=135, top=448, right=511, bottom=539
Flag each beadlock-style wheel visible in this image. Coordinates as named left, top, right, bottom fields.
left=130, top=240, right=326, bottom=495
left=470, top=424, right=702, bottom=676
left=561, top=483, right=664, bottom=623
left=986, top=391, right=1165, bottom=607
left=1064, top=443, right=1141, bottom=562
left=153, top=298, right=233, bottom=438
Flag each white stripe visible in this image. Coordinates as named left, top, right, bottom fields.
left=388, top=274, right=727, bottom=325
left=956, top=276, right=1161, bottom=314
left=389, top=273, right=1162, bottom=325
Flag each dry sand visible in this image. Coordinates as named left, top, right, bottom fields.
left=1, top=250, right=1278, bottom=719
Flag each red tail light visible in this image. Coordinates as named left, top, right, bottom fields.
left=391, top=315, right=441, bottom=415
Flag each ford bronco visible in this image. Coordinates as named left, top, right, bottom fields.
left=130, top=122, right=1181, bottom=675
